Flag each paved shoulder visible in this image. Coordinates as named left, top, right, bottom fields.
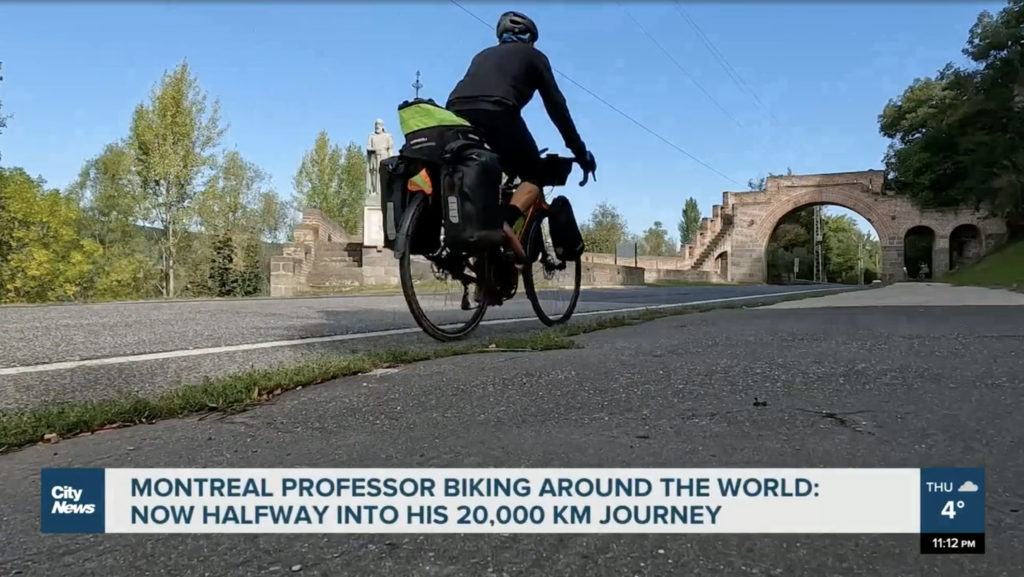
left=765, top=282, right=1024, bottom=307
left=0, top=285, right=841, bottom=412
left=0, top=285, right=822, bottom=369
left=1, top=306, right=1020, bottom=575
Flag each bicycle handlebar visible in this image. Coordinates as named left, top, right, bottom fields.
left=534, top=150, right=595, bottom=188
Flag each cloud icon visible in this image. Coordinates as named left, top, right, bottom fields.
left=958, top=481, right=979, bottom=493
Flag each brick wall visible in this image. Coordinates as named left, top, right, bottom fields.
left=581, top=264, right=645, bottom=287
left=645, top=269, right=727, bottom=284
left=581, top=252, right=694, bottom=270
left=300, top=210, right=356, bottom=244
left=722, top=170, right=1008, bottom=283
left=270, top=211, right=356, bottom=296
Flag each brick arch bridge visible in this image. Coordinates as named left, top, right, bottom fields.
left=682, top=170, right=1007, bottom=283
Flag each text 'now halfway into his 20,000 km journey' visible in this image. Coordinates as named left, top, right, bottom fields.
left=128, top=475, right=819, bottom=527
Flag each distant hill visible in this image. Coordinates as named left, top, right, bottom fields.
left=133, top=223, right=284, bottom=255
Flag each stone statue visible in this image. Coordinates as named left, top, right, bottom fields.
left=365, top=119, right=394, bottom=201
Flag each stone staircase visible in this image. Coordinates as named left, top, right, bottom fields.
left=691, top=213, right=733, bottom=270
left=676, top=201, right=734, bottom=271
left=305, top=243, right=364, bottom=288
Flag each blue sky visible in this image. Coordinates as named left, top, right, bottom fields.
left=0, top=1, right=1001, bottom=241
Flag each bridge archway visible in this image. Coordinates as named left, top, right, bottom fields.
left=762, top=203, right=883, bottom=284
left=949, top=223, right=983, bottom=271
left=903, top=225, right=936, bottom=280
left=714, top=250, right=729, bottom=279
left=747, top=186, right=895, bottom=284
left=720, top=170, right=1006, bottom=284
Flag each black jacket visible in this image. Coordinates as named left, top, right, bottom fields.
left=447, top=42, right=586, bottom=158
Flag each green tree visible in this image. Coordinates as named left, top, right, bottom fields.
left=208, top=234, right=236, bottom=297
left=641, top=221, right=674, bottom=256
left=67, top=142, right=159, bottom=301
left=879, top=1, right=1024, bottom=231
left=197, top=150, right=270, bottom=236
left=772, top=222, right=811, bottom=252
left=766, top=214, right=813, bottom=283
left=195, top=149, right=283, bottom=296
left=0, top=168, right=100, bottom=303
left=580, top=202, right=629, bottom=254
left=235, top=239, right=266, bottom=296
left=822, top=214, right=864, bottom=283
left=678, top=197, right=701, bottom=247
left=256, top=190, right=294, bottom=245
left=338, top=142, right=368, bottom=234
left=859, top=233, right=882, bottom=283
left=128, top=59, right=227, bottom=298
left=293, top=131, right=345, bottom=225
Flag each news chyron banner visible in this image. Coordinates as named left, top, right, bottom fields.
left=41, top=468, right=985, bottom=553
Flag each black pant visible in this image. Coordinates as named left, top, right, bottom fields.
left=449, top=107, right=543, bottom=186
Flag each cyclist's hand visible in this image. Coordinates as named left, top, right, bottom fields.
left=577, top=150, right=597, bottom=186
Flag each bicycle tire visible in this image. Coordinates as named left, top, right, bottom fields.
left=521, top=213, right=582, bottom=326
left=398, top=194, right=488, bottom=342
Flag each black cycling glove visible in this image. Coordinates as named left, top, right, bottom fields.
left=578, top=150, right=597, bottom=176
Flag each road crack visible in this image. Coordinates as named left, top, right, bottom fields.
left=794, top=408, right=877, bottom=435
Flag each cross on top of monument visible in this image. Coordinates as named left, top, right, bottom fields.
left=412, top=70, right=423, bottom=98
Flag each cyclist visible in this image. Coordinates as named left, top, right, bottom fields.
left=446, top=10, right=597, bottom=263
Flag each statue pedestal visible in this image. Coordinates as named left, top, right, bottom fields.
left=362, top=203, right=385, bottom=249
left=361, top=202, right=398, bottom=284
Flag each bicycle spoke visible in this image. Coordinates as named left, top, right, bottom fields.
left=399, top=196, right=487, bottom=342
left=523, top=215, right=581, bottom=325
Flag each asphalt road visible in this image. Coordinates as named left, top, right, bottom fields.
left=1, top=306, right=1021, bottom=576
left=0, top=284, right=845, bottom=411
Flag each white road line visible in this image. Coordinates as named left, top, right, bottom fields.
left=0, top=287, right=848, bottom=376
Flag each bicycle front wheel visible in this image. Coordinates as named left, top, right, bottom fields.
left=398, top=195, right=488, bottom=342
left=521, top=213, right=582, bottom=326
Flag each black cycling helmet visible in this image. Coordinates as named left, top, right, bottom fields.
left=496, top=11, right=539, bottom=43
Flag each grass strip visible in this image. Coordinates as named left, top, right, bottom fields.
left=0, top=331, right=573, bottom=452
left=0, top=287, right=852, bottom=452
left=942, top=239, right=1024, bottom=289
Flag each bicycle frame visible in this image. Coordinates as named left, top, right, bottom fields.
left=518, top=194, right=549, bottom=239
left=509, top=187, right=565, bottom=273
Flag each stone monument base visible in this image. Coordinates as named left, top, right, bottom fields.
left=362, top=204, right=384, bottom=248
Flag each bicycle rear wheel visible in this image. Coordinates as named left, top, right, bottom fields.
left=521, top=212, right=582, bottom=326
left=398, top=195, right=488, bottom=342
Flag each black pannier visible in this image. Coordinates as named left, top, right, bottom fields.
left=548, top=195, right=586, bottom=261
left=391, top=98, right=497, bottom=255
left=440, top=138, right=504, bottom=251
left=379, top=156, right=442, bottom=256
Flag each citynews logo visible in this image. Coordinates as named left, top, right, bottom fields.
left=50, top=485, right=96, bottom=514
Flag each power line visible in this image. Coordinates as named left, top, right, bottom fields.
left=672, top=2, right=786, bottom=130
left=619, top=4, right=744, bottom=130
left=447, top=0, right=741, bottom=187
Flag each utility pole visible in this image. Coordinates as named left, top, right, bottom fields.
left=813, top=205, right=825, bottom=283
left=412, top=70, right=423, bottom=99
left=858, top=237, right=864, bottom=285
